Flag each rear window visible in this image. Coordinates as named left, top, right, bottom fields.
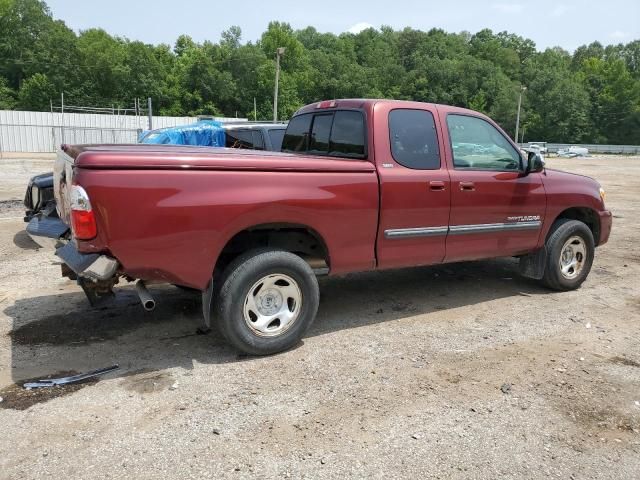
left=330, top=111, right=366, bottom=158
left=282, top=114, right=312, bottom=152
left=308, top=114, right=333, bottom=155
left=282, top=110, right=366, bottom=159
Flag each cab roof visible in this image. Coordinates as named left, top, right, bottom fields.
left=294, top=99, right=482, bottom=117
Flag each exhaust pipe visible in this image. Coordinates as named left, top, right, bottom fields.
left=135, top=280, right=156, bottom=311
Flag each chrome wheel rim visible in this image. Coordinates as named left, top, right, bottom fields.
left=559, top=236, right=587, bottom=280
left=243, top=274, right=302, bottom=337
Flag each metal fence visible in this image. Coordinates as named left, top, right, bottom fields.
left=0, top=109, right=245, bottom=154
left=520, top=142, right=640, bottom=155
left=546, top=143, right=640, bottom=155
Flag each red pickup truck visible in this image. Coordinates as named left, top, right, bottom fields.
left=38, top=99, right=611, bottom=355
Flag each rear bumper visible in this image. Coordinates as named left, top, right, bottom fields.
left=598, top=210, right=612, bottom=246
left=56, top=243, right=119, bottom=282
left=27, top=214, right=119, bottom=281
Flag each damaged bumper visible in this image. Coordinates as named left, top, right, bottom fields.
left=55, top=242, right=119, bottom=282
left=27, top=214, right=119, bottom=282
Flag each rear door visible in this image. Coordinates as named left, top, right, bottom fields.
left=375, top=103, right=451, bottom=269
left=440, top=110, right=546, bottom=261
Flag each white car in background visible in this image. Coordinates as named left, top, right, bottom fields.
left=527, top=142, right=548, bottom=154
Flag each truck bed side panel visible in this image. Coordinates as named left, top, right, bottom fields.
left=74, top=168, right=379, bottom=289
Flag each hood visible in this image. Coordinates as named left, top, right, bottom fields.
left=544, top=168, right=600, bottom=188
left=542, top=167, right=605, bottom=211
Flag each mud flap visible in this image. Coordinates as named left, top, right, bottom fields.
left=199, top=279, right=214, bottom=334
left=519, top=246, right=547, bottom=280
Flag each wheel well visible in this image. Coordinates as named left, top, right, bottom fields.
left=552, top=208, right=600, bottom=245
left=214, top=224, right=330, bottom=277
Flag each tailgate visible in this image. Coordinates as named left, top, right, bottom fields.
left=53, top=148, right=75, bottom=226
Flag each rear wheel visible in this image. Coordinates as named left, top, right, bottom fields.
left=214, top=249, right=319, bottom=355
left=541, top=219, right=595, bottom=291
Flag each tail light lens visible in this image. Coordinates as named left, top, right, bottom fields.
left=70, top=185, right=97, bottom=240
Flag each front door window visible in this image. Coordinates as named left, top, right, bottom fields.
left=447, top=114, right=521, bottom=171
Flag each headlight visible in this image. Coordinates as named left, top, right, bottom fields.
left=599, top=187, right=606, bottom=204
left=30, top=185, right=40, bottom=209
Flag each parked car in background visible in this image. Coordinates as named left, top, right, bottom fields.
left=223, top=123, right=287, bottom=151
left=27, top=99, right=611, bottom=355
left=527, top=141, right=548, bottom=154
left=23, top=122, right=287, bottom=222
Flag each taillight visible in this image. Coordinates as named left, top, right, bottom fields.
left=70, top=185, right=97, bottom=240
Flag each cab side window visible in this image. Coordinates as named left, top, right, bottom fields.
left=389, top=109, right=440, bottom=169
left=447, top=114, right=521, bottom=171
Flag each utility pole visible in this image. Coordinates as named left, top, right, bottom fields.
left=61, top=92, right=65, bottom=144
left=254, top=97, right=257, bottom=121
left=514, top=85, right=526, bottom=144
left=273, top=47, right=285, bottom=122
left=147, top=97, right=153, bottom=130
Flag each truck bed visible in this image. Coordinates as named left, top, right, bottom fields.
left=55, top=144, right=380, bottom=289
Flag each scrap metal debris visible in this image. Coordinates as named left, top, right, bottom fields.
left=500, top=383, right=512, bottom=394
left=23, top=365, right=119, bottom=389
left=558, top=146, right=589, bottom=158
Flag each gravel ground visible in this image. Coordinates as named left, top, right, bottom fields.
left=0, top=155, right=638, bottom=479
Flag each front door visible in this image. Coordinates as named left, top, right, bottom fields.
left=375, top=103, right=451, bottom=269
left=440, top=110, right=546, bottom=262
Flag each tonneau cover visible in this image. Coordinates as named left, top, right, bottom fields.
left=64, top=144, right=376, bottom=173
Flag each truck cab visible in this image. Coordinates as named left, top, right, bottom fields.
left=282, top=99, right=609, bottom=271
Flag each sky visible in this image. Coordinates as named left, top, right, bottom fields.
left=45, top=0, right=639, bottom=52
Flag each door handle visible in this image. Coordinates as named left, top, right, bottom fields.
left=429, top=181, right=446, bottom=191
left=459, top=181, right=475, bottom=191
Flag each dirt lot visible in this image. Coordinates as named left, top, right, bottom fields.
left=0, top=155, right=638, bottom=479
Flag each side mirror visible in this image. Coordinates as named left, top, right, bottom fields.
left=525, top=151, right=545, bottom=174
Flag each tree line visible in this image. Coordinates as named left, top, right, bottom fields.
left=1, top=0, right=639, bottom=144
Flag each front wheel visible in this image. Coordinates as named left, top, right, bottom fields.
left=214, top=249, right=320, bottom=355
left=541, top=219, right=595, bottom=291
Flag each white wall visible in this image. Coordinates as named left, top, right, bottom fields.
left=0, top=110, right=245, bottom=153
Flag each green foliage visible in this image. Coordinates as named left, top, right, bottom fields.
left=17, top=72, right=54, bottom=109
left=1, top=0, right=639, bottom=144
left=0, top=76, right=17, bottom=108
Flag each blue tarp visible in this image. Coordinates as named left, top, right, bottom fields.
left=140, top=120, right=226, bottom=147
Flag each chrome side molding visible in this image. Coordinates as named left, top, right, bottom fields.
left=385, top=220, right=541, bottom=239
left=384, top=226, right=449, bottom=239
left=448, top=221, right=542, bottom=235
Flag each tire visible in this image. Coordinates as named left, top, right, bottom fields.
left=541, top=219, right=595, bottom=291
left=214, top=249, right=320, bottom=355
